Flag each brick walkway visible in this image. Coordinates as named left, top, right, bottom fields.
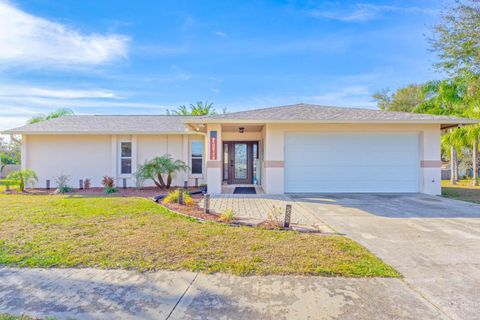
left=200, top=194, right=333, bottom=232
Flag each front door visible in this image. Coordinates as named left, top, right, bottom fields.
left=224, top=142, right=257, bottom=184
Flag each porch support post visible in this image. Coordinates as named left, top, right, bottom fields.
left=206, top=124, right=222, bottom=194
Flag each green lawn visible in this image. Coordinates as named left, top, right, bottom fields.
left=0, top=194, right=399, bottom=277
left=442, top=180, right=480, bottom=204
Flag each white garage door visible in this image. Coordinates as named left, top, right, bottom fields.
left=284, top=132, right=419, bottom=193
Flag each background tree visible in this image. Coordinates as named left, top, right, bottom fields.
left=372, top=84, right=425, bottom=112
left=167, top=101, right=222, bottom=115
left=372, top=1, right=480, bottom=185
left=429, top=0, right=480, bottom=76
left=28, top=108, right=75, bottom=124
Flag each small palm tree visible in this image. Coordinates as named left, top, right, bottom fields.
left=163, top=156, right=189, bottom=188
left=28, top=108, right=74, bottom=124
left=136, top=155, right=189, bottom=189
left=6, top=169, right=38, bottom=191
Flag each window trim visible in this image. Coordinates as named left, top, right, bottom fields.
left=119, top=141, right=132, bottom=176
left=190, top=139, right=204, bottom=176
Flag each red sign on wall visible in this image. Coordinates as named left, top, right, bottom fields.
left=210, top=131, right=217, bottom=160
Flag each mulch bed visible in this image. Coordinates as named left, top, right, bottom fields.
left=161, top=194, right=222, bottom=222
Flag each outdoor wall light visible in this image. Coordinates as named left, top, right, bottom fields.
left=239, top=127, right=245, bottom=133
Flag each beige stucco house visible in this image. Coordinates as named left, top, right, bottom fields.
left=3, top=104, right=476, bottom=195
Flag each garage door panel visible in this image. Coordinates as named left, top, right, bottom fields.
left=287, top=165, right=418, bottom=179
left=285, top=133, right=419, bottom=193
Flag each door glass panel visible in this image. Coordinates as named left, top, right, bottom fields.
left=234, top=143, right=247, bottom=179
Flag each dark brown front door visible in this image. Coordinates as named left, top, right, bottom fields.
left=223, top=142, right=257, bottom=184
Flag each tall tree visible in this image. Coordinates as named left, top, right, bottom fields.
left=429, top=0, right=480, bottom=76
left=28, top=108, right=75, bottom=124
left=372, top=84, right=426, bottom=112
left=167, top=101, right=218, bottom=116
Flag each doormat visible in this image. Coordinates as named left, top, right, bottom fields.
left=233, top=187, right=256, bottom=194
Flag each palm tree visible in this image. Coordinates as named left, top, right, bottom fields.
left=28, top=108, right=74, bottom=124
left=136, top=155, right=189, bottom=189
left=442, top=131, right=459, bottom=184
left=163, top=156, right=189, bottom=188
left=6, top=169, right=38, bottom=191
left=466, top=125, right=480, bottom=185
left=168, top=101, right=217, bottom=116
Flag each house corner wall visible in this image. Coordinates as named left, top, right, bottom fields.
left=420, top=125, right=442, bottom=195
left=263, top=124, right=285, bottom=194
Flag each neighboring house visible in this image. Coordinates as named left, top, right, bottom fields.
left=3, top=104, right=477, bottom=195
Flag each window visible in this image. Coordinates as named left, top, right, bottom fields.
left=120, top=142, right=132, bottom=174
left=191, top=140, right=203, bottom=174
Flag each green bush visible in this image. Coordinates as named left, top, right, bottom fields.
left=54, top=174, right=72, bottom=193
left=219, top=208, right=235, bottom=223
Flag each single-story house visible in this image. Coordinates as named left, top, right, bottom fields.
left=3, top=103, right=477, bottom=195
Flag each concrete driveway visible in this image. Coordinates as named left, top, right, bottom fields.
left=290, top=193, right=480, bottom=320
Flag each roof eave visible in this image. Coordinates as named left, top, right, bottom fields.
left=183, top=119, right=479, bottom=125
left=1, top=130, right=203, bottom=135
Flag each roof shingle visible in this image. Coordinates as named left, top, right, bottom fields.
left=3, top=115, right=193, bottom=134
left=3, top=103, right=477, bottom=134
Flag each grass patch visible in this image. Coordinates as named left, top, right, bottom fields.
left=0, top=194, right=399, bottom=277
left=441, top=180, right=480, bottom=204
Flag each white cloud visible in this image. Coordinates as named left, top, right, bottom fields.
left=215, top=32, right=227, bottom=38
left=309, top=3, right=437, bottom=22
left=0, top=85, right=118, bottom=99
left=0, top=0, right=129, bottom=67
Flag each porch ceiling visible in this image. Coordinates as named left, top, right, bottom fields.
left=222, top=124, right=264, bottom=132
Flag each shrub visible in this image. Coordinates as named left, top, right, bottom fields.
left=219, top=208, right=235, bottom=223
left=54, top=174, right=72, bottom=193
left=6, top=169, right=38, bottom=192
left=134, top=171, right=145, bottom=189
left=84, top=178, right=91, bottom=190
left=162, top=189, right=193, bottom=205
left=102, top=176, right=118, bottom=194
left=264, top=205, right=284, bottom=229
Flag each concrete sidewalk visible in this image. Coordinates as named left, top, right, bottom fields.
left=0, top=267, right=444, bottom=320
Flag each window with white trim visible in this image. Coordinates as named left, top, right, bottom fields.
left=120, top=142, right=132, bottom=174
left=191, top=140, right=203, bottom=174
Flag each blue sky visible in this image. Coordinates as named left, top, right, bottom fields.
left=0, top=0, right=448, bottom=132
